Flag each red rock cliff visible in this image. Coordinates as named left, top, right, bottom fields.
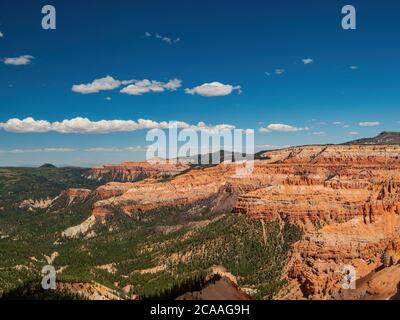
left=66, top=145, right=400, bottom=299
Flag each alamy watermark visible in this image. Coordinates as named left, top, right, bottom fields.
left=342, top=5, right=356, bottom=30
left=41, top=265, right=56, bottom=290
left=39, top=4, right=356, bottom=31
left=341, top=264, right=356, bottom=290
left=41, top=5, right=56, bottom=30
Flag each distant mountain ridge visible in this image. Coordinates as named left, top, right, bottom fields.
left=177, top=150, right=252, bottom=165
left=39, top=163, right=57, bottom=168
left=345, top=132, right=400, bottom=145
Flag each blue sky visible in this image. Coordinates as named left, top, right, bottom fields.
left=0, top=0, right=399, bottom=166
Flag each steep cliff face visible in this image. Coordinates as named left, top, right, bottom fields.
left=63, top=145, right=400, bottom=299
left=62, top=188, right=92, bottom=205
left=243, top=145, right=400, bottom=299
left=89, top=164, right=241, bottom=219
left=286, top=213, right=400, bottom=299
left=87, top=145, right=400, bottom=218
left=84, top=160, right=189, bottom=183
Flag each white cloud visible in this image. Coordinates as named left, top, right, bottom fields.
left=84, top=146, right=146, bottom=152
left=349, top=66, right=359, bottom=70
left=72, top=76, right=122, bottom=94
left=311, top=131, right=325, bottom=135
left=259, top=123, right=309, bottom=133
left=0, top=117, right=235, bottom=134
left=163, top=79, right=182, bottom=90
left=0, top=117, right=51, bottom=133
left=4, top=55, right=34, bottom=66
left=0, top=146, right=148, bottom=153
left=43, top=148, right=76, bottom=152
left=0, top=32, right=3, bottom=38
left=189, top=121, right=235, bottom=133
left=275, top=69, right=285, bottom=75
left=72, top=77, right=181, bottom=95
left=50, top=118, right=138, bottom=133
left=359, top=121, right=380, bottom=127
left=156, top=33, right=172, bottom=44
left=0, top=148, right=75, bottom=154
left=145, top=32, right=180, bottom=44
left=121, top=79, right=181, bottom=96
left=185, top=82, right=241, bottom=97
left=348, top=131, right=359, bottom=135
left=84, top=147, right=122, bottom=152
left=333, top=121, right=350, bottom=128
left=302, top=58, right=313, bottom=64
left=105, top=96, right=111, bottom=101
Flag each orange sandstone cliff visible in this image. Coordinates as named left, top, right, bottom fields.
left=85, top=159, right=189, bottom=183
left=63, top=144, right=400, bottom=299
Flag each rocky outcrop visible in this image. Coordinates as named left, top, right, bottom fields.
left=62, top=144, right=400, bottom=299
left=56, top=282, right=121, bottom=300
left=18, top=188, right=92, bottom=211
left=19, top=198, right=54, bottom=211
left=61, top=215, right=97, bottom=238
left=62, top=188, right=92, bottom=205
left=84, top=160, right=189, bottom=183
left=87, top=164, right=244, bottom=219
left=247, top=145, right=400, bottom=299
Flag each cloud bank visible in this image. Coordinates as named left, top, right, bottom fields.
left=0, top=148, right=75, bottom=154
left=0, top=117, right=235, bottom=134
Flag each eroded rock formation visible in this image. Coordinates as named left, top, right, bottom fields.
left=84, top=160, right=189, bottom=183
left=63, top=145, right=400, bottom=299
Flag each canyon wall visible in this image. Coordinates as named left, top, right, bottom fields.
left=84, top=160, right=189, bottom=183
left=64, top=145, right=400, bottom=299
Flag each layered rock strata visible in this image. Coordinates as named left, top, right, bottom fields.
left=64, top=145, right=400, bottom=299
